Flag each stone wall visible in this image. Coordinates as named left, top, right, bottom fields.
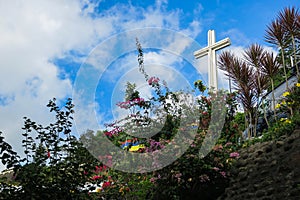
left=220, top=130, right=300, bottom=200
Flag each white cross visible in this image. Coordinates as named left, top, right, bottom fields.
left=194, top=30, right=231, bottom=91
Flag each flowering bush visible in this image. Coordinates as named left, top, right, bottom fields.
left=241, top=81, right=300, bottom=146
left=99, top=41, right=243, bottom=199
left=275, top=81, right=300, bottom=117
left=149, top=128, right=241, bottom=199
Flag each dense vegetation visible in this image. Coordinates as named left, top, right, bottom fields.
left=0, top=6, right=299, bottom=200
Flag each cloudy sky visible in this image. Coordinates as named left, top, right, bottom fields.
left=0, top=0, right=299, bottom=170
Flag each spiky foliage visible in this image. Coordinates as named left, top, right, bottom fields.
left=244, top=44, right=271, bottom=133
left=261, top=52, right=281, bottom=119
left=218, top=43, right=278, bottom=137
left=265, top=19, right=289, bottom=89
left=218, top=51, right=258, bottom=137
left=278, top=6, right=300, bottom=77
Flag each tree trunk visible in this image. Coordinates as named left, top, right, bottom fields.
left=253, top=107, right=257, bottom=137
left=271, top=78, right=277, bottom=120
left=280, top=49, right=289, bottom=90
left=262, top=99, right=270, bottom=128
left=248, top=112, right=253, bottom=138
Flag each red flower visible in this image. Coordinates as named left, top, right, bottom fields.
left=47, top=151, right=50, bottom=158
left=102, top=181, right=111, bottom=189
left=91, top=175, right=102, bottom=180
left=95, top=166, right=103, bottom=173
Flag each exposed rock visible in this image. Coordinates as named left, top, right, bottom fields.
left=276, top=140, right=284, bottom=147
left=219, top=130, right=300, bottom=200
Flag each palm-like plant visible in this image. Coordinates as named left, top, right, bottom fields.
left=278, top=6, right=300, bottom=77
left=261, top=52, right=281, bottom=120
left=219, top=51, right=257, bottom=137
left=265, top=19, right=289, bottom=89
left=244, top=44, right=270, bottom=133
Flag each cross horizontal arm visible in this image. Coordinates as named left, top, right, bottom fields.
left=194, top=47, right=209, bottom=58
left=212, top=37, right=231, bottom=51
left=194, top=37, right=231, bottom=59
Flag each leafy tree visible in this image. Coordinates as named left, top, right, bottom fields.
left=0, top=98, right=99, bottom=199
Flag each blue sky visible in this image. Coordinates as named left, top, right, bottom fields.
left=0, top=0, right=299, bottom=170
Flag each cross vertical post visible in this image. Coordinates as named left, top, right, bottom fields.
left=194, top=30, right=231, bottom=91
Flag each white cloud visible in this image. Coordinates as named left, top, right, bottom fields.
left=0, top=0, right=206, bottom=171
left=0, top=0, right=97, bottom=170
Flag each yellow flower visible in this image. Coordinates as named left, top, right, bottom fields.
left=296, top=83, right=300, bottom=87
left=280, top=118, right=286, bottom=122
left=281, top=100, right=286, bottom=105
left=285, top=119, right=292, bottom=124
left=283, top=92, right=290, bottom=97
left=275, top=103, right=281, bottom=109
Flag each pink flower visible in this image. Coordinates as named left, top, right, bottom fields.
left=95, top=166, right=103, bottom=173
left=148, top=77, right=160, bottom=85
left=174, top=173, right=182, bottom=178
left=104, top=127, right=122, bottom=137
left=150, top=177, right=156, bottom=183
left=212, top=167, right=219, bottom=171
left=229, top=152, right=240, bottom=158
left=132, top=98, right=144, bottom=105
left=116, top=98, right=145, bottom=108
left=213, top=144, right=223, bottom=151
left=220, top=171, right=226, bottom=178
left=157, top=174, right=161, bottom=179
left=225, top=142, right=232, bottom=147
left=104, top=131, right=113, bottom=137
left=202, top=111, right=208, bottom=115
